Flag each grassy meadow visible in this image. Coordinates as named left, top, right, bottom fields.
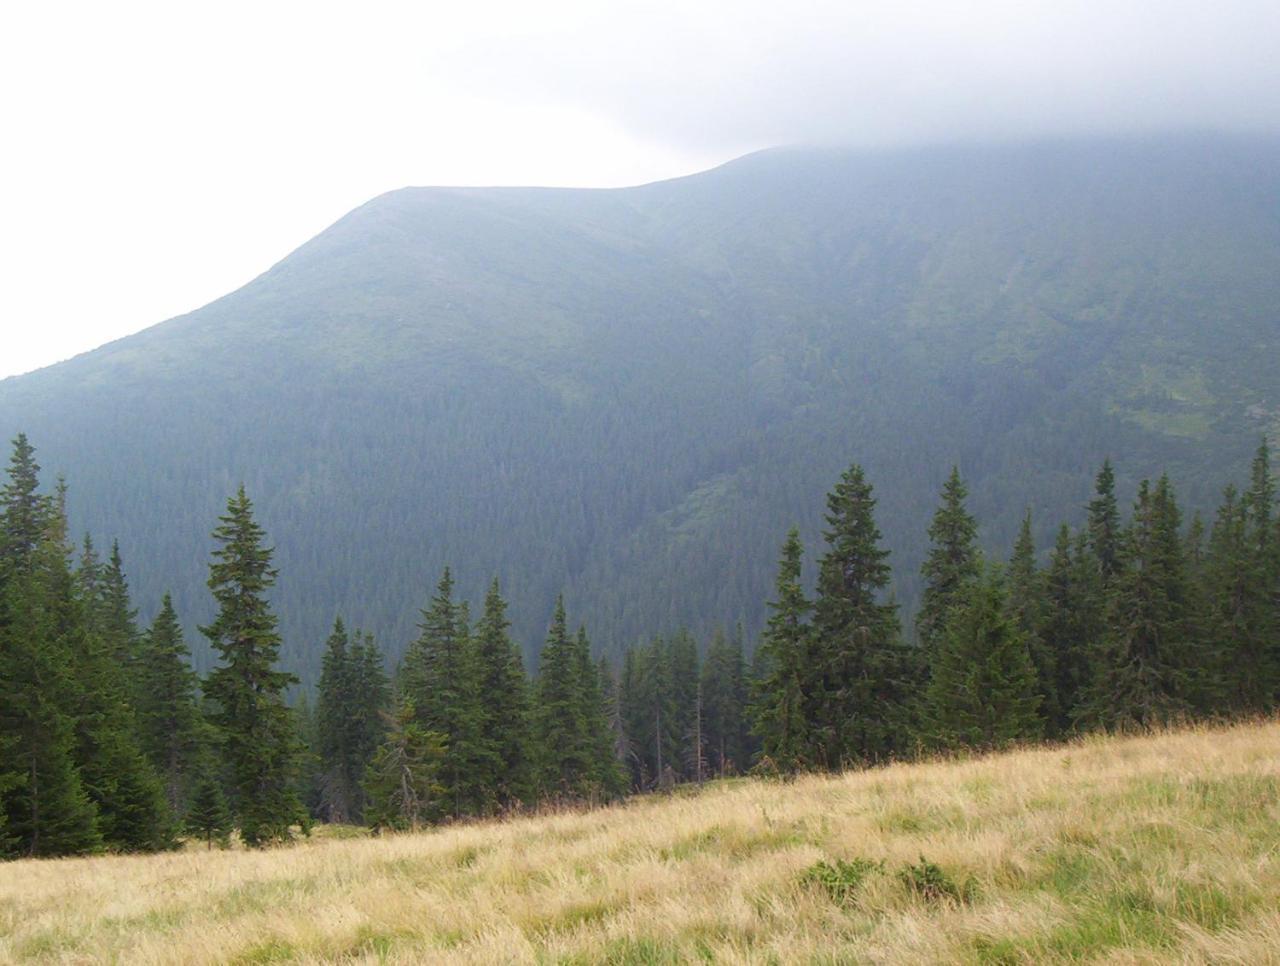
left=3, top=720, right=1279, bottom=964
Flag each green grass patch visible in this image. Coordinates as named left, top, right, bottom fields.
left=898, top=856, right=973, bottom=905
left=230, top=937, right=298, bottom=964
left=801, top=857, right=884, bottom=907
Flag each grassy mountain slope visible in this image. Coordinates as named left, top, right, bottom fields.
left=3, top=720, right=1279, bottom=962
left=2, top=134, right=1278, bottom=677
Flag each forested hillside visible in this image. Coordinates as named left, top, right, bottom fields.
left=2, top=134, right=1278, bottom=679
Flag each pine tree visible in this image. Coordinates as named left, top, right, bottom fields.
left=922, top=566, right=1042, bottom=750
left=1037, top=526, right=1093, bottom=734
left=811, top=465, right=909, bottom=767
left=201, top=486, right=307, bottom=847
left=916, top=466, right=980, bottom=660
left=399, top=568, right=487, bottom=818
left=1080, top=477, right=1195, bottom=730
left=363, top=700, right=447, bottom=832
left=134, top=594, right=204, bottom=814
left=619, top=642, right=675, bottom=790
left=0, top=437, right=101, bottom=856
left=599, top=656, right=629, bottom=789
left=316, top=617, right=360, bottom=823
left=1242, top=441, right=1279, bottom=706
left=44, top=481, right=172, bottom=852
left=532, top=597, right=591, bottom=798
left=1088, top=459, right=1122, bottom=586
left=0, top=567, right=101, bottom=856
left=347, top=630, right=389, bottom=819
left=1006, top=512, right=1055, bottom=731
left=701, top=627, right=748, bottom=776
left=185, top=774, right=231, bottom=848
left=472, top=579, right=533, bottom=809
left=99, top=541, right=140, bottom=672
left=666, top=629, right=699, bottom=781
left=750, top=529, right=813, bottom=773
left=575, top=626, right=627, bottom=800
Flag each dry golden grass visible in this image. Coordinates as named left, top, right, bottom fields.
left=3, top=720, right=1280, bottom=964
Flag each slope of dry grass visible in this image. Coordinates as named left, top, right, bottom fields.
left=3, top=721, right=1279, bottom=964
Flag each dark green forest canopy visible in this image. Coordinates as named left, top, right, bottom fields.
left=2, top=134, right=1279, bottom=681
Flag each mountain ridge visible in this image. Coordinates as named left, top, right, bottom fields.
left=3, top=133, right=1278, bottom=681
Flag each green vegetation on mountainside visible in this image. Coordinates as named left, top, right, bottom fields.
left=2, top=134, right=1278, bottom=679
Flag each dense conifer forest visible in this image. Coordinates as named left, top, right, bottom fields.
left=3, top=429, right=1276, bottom=856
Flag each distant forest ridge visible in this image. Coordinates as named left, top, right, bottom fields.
left=3, top=429, right=1278, bottom=857
left=1, top=133, right=1278, bottom=681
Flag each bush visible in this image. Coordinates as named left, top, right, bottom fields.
left=897, top=855, right=973, bottom=904
left=802, top=857, right=884, bottom=906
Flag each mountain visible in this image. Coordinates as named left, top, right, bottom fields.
left=3, top=134, right=1278, bottom=681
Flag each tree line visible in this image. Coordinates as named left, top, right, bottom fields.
left=2, top=431, right=1277, bottom=857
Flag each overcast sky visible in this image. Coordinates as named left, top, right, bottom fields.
left=2, top=0, right=1277, bottom=379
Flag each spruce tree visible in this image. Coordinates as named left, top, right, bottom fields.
left=185, top=775, right=231, bottom=848
left=811, top=465, right=909, bottom=767
left=201, top=486, right=307, bottom=847
left=575, top=626, right=627, bottom=800
left=42, top=482, right=170, bottom=852
left=916, top=466, right=980, bottom=660
left=532, top=597, right=591, bottom=797
left=0, top=566, right=101, bottom=856
left=348, top=630, right=389, bottom=819
left=750, top=529, right=813, bottom=773
left=702, top=627, right=748, bottom=776
left=363, top=700, right=447, bottom=832
left=134, top=594, right=203, bottom=814
left=666, top=629, right=699, bottom=781
left=1006, top=512, right=1055, bottom=731
left=0, top=437, right=101, bottom=856
left=99, top=541, right=141, bottom=671
left=922, top=566, right=1042, bottom=750
left=1242, top=441, right=1279, bottom=705
left=1088, top=459, right=1122, bottom=585
left=1037, top=525, right=1093, bottom=734
left=472, top=579, right=533, bottom=808
left=1080, top=477, right=1195, bottom=729
left=316, top=617, right=360, bottom=823
left=399, top=568, right=487, bottom=818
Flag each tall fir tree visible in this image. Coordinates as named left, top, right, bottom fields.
left=348, top=630, right=390, bottom=818
left=1006, top=512, right=1055, bottom=731
left=399, top=568, right=488, bottom=818
left=811, top=465, right=909, bottom=767
left=916, top=466, right=980, bottom=661
left=0, top=437, right=101, bottom=856
left=575, top=626, right=627, bottom=800
left=201, top=486, right=307, bottom=847
left=316, top=617, right=361, bottom=823
left=48, top=487, right=170, bottom=851
left=666, top=630, right=700, bottom=782
left=1088, top=459, right=1122, bottom=586
left=134, top=594, right=204, bottom=815
left=701, top=627, right=749, bottom=776
left=185, top=774, right=231, bottom=848
left=922, top=566, right=1042, bottom=750
left=749, top=529, right=813, bottom=773
left=1036, top=526, right=1093, bottom=735
left=471, top=579, right=533, bottom=808
left=363, top=699, right=447, bottom=831
left=533, top=597, right=588, bottom=797
left=1080, top=477, right=1195, bottom=729
left=1242, top=441, right=1279, bottom=705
